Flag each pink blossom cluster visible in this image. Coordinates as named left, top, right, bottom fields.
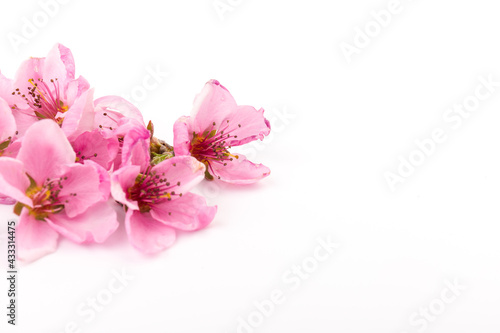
left=0, top=44, right=271, bottom=262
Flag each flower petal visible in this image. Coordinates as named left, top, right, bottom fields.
left=16, top=211, right=59, bottom=262
left=13, top=57, right=44, bottom=96
left=110, top=165, right=141, bottom=210
left=16, top=119, right=75, bottom=185
left=151, top=192, right=216, bottom=231
left=0, top=195, right=16, bottom=205
left=64, top=76, right=90, bottom=107
left=152, top=156, right=205, bottom=195
left=190, top=80, right=238, bottom=133
left=46, top=201, right=118, bottom=244
left=11, top=109, right=37, bottom=138
left=188, top=80, right=270, bottom=147
left=125, top=209, right=176, bottom=254
left=84, top=160, right=112, bottom=201
left=71, top=129, right=119, bottom=170
left=0, top=157, right=31, bottom=206
left=94, top=95, right=144, bottom=125
left=1, top=139, right=22, bottom=158
left=115, top=118, right=150, bottom=169
left=43, top=43, right=75, bottom=81
left=57, top=163, right=103, bottom=218
left=0, top=72, right=26, bottom=107
left=221, top=106, right=270, bottom=147
left=173, top=116, right=192, bottom=156
left=210, top=154, right=270, bottom=184
left=62, top=88, right=95, bottom=140
left=0, top=97, right=16, bottom=143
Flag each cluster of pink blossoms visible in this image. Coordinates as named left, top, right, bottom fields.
left=0, top=44, right=271, bottom=262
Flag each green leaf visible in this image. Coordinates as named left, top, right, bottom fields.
left=26, top=173, right=37, bottom=190
left=208, top=130, right=217, bottom=139
left=13, top=202, right=24, bottom=216
left=34, top=111, right=46, bottom=119
left=204, top=169, right=214, bottom=181
left=151, top=152, right=174, bottom=165
left=0, top=139, right=10, bottom=151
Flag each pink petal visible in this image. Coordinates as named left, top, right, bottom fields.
left=0, top=72, right=26, bottom=106
left=57, top=163, right=103, bottom=218
left=115, top=119, right=150, bottom=168
left=0, top=157, right=31, bottom=206
left=211, top=154, right=270, bottom=184
left=13, top=57, right=44, bottom=95
left=110, top=165, right=141, bottom=210
left=190, top=80, right=238, bottom=133
left=71, top=129, right=119, bottom=170
left=189, top=80, right=270, bottom=147
left=62, top=88, right=95, bottom=140
left=43, top=43, right=75, bottom=81
left=16, top=119, right=75, bottom=185
left=151, top=156, right=205, bottom=195
left=65, top=76, right=90, bottom=106
left=221, top=106, right=270, bottom=147
left=94, top=95, right=145, bottom=125
left=173, top=116, right=192, bottom=156
left=16, top=210, right=59, bottom=262
left=94, top=108, right=125, bottom=139
left=11, top=109, right=37, bottom=138
left=151, top=192, right=216, bottom=231
left=46, top=201, right=118, bottom=244
left=0, top=195, right=16, bottom=205
left=125, top=209, right=176, bottom=254
left=84, top=160, right=112, bottom=201
left=1, top=139, right=22, bottom=158
left=0, top=97, right=16, bottom=143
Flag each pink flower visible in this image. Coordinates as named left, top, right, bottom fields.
left=94, top=95, right=145, bottom=133
left=0, top=97, right=16, bottom=153
left=0, top=97, right=17, bottom=205
left=0, top=120, right=118, bottom=262
left=111, top=155, right=217, bottom=254
left=71, top=129, right=119, bottom=170
left=93, top=96, right=150, bottom=170
left=173, top=80, right=271, bottom=184
left=9, top=44, right=94, bottom=139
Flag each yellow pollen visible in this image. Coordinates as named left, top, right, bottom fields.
left=226, top=152, right=239, bottom=159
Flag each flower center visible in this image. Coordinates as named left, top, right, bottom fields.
left=12, top=78, right=68, bottom=125
left=14, top=175, right=70, bottom=220
left=127, top=166, right=182, bottom=213
left=189, top=120, right=240, bottom=179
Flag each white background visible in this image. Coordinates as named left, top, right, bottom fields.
left=1, top=0, right=500, bottom=332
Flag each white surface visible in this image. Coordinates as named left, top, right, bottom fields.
left=1, top=0, right=500, bottom=332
